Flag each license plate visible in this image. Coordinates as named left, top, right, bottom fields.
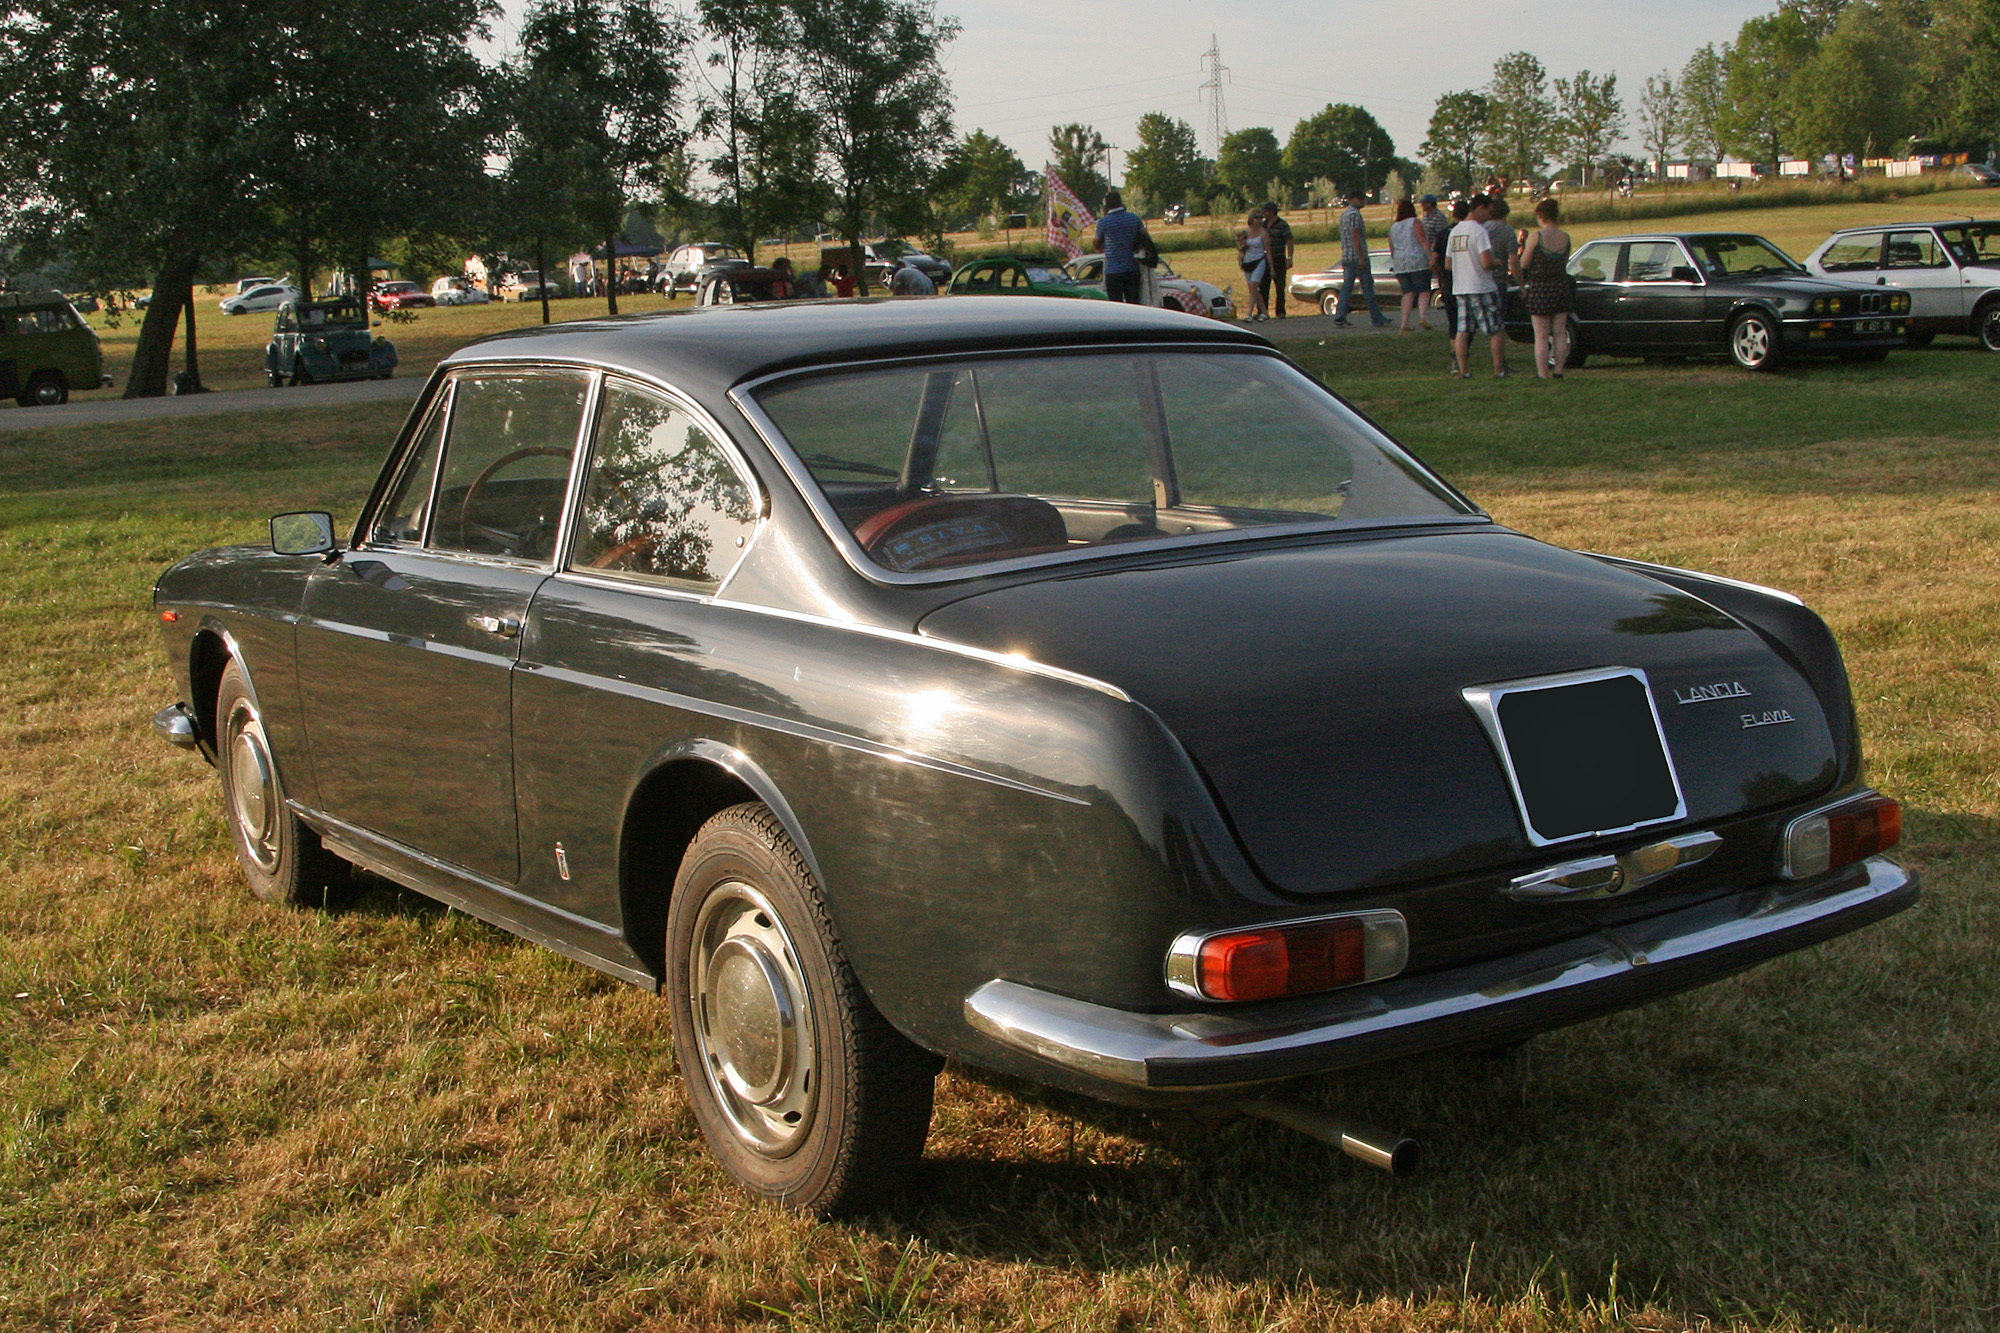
left=1463, top=668, right=1687, bottom=846
left=1856, top=320, right=1891, bottom=333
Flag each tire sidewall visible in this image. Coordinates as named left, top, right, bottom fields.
left=216, top=660, right=299, bottom=903
left=1730, top=311, right=1779, bottom=371
left=1978, top=299, right=2000, bottom=352
left=665, top=812, right=859, bottom=1208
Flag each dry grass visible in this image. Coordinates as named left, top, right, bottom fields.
left=2, top=339, right=1997, bottom=1330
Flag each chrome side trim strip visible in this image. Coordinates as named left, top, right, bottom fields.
left=964, top=856, right=1915, bottom=1089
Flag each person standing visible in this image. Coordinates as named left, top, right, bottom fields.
left=1517, top=197, right=1574, bottom=378
left=889, top=259, right=936, bottom=295
left=1334, top=190, right=1388, bottom=327
left=1425, top=195, right=1459, bottom=342
left=1448, top=193, right=1508, bottom=378
left=1484, top=194, right=1519, bottom=304
left=1388, top=199, right=1433, bottom=332
left=1261, top=202, right=1295, bottom=318
left=1237, top=211, right=1270, bottom=321
left=1093, top=189, right=1149, bottom=305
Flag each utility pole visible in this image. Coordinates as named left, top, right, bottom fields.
left=1198, top=36, right=1229, bottom=160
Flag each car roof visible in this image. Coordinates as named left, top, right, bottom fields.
left=441, top=297, right=1265, bottom=394
left=1824, top=219, right=2000, bottom=234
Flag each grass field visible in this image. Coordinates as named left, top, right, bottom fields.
left=3, top=330, right=1997, bottom=1330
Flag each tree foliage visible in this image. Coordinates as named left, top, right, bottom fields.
left=696, top=0, right=821, bottom=258
left=1124, top=113, right=1202, bottom=211
left=1421, top=91, right=1490, bottom=188
left=1048, top=122, right=1110, bottom=205
left=1720, top=8, right=1817, bottom=163
left=1553, top=70, right=1625, bottom=182
left=1638, top=73, right=1685, bottom=172
left=1215, top=127, right=1283, bottom=205
left=940, top=130, right=1034, bottom=226
left=1283, top=104, right=1396, bottom=196
left=1679, top=45, right=1731, bottom=160
left=1482, top=53, right=1555, bottom=180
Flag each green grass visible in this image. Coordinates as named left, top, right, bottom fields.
left=3, top=334, right=1998, bottom=1330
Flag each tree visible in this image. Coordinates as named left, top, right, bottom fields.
left=517, top=0, right=688, bottom=316
left=1638, top=73, right=1685, bottom=178
left=789, top=0, right=957, bottom=294
left=1048, top=122, right=1110, bottom=205
left=1554, top=70, right=1625, bottom=184
left=1283, top=103, right=1396, bottom=196
left=940, top=129, right=1032, bottom=226
left=1421, top=90, right=1490, bottom=189
left=1215, top=127, right=1283, bottom=205
left=1483, top=52, right=1555, bottom=180
left=1790, top=3, right=1917, bottom=157
left=1681, top=44, right=1731, bottom=160
left=696, top=0, right=823, bottom=259
left=1720, top=9, right=1818, bottom=164
left=1958, top=0, right=2000, bottom=152
left=1124, top=113, right=1202, bottom=211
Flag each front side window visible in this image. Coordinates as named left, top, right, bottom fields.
left=428, top=370, right=589, bottom=561
left=1818, top=235, right=1884, bottom=271
left=372, top=395, right=449, bottom=544
left=1625, top=241, right=1694, bottom=282
left=1569, top=241, right=1617, bottom=282
left=570, top=381, right=758, bottom=590
left=754, top=350, right=1471, bottom=576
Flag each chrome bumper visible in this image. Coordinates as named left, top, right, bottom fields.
left=964, top=856, right=1916, bottom=1090
left=153, top=702, right=201, bottom=750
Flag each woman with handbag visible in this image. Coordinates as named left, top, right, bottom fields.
left=1237, top=212, right=1270, bottom=321
left=1517, top=197, right=1574, bottom=378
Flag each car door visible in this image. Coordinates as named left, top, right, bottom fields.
left=295, top=368, right=594, bottom=883
left=1879, top=228, right=1966, bottom=331
left=1612, top=240, right=1707, bottom=351
left=1566, top=240, right=1623, bottom=352
left=512, top=376, right=763, bottom=922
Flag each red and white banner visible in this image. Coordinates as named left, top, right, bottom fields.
left=1172, top=287, right=1208, bottom=316
left=1044, top=168, right=1096, bottom=260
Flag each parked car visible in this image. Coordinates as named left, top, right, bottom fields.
left=661, top=243, right=749, bottom=297
left=1804, top=220, right=2000, bottom=351
left=220, top=283, right=304, bottom=316
left=859, top=241, right=952, bottom=289
left=0, top=290, right=112, bottom=406
left=264, top=298, right=397, bottom=386
left=496, top=270, right=561, bottom=302
left=1950, top=162, right=2000, bottom=186
left=431, top=276, right=493, bottom=306
left=694, top=267, right=797, bottom=305
left=153, top=299, right=1915, bottom=1216
left=1507, top=232, right=1908, bottom=371
left=368, top=280, right=436, bottom=313
left=1070, top=253, right=1235, bottom=318
left=948, top=255, right=1106, bottom=298
left=234, top=276, right=282, bottom=296
left=1288, top=251, right=1402, bottom=315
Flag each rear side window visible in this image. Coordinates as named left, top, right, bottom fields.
left=1883, top=230, right=1947, bottom=269
left=1820, top=235, right=1883, bottom=271
left=3, top=308, right=77, bottom=335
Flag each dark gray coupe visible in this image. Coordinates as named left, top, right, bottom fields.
left=154, top=298, right=1914, bottom=1213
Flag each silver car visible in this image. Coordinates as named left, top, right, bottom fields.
left=1804, top=220, right=2000, bottom=351
left=1288, top=250, right=1403, bottom=316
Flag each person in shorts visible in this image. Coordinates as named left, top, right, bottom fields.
left=1448, top=194, right=1508, bottom=378
left=1387, top=198, right=1433, bottom=331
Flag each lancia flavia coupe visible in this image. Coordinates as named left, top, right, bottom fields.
left=154, top=298, right=1914, bottom=1214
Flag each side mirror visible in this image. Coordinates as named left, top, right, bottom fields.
left=271, top=511, right=336, bottom=556
left=1671, top=266, right=1701, bottom=283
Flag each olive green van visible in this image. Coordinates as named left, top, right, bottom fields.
left=0, top=291, right=110, bottom=407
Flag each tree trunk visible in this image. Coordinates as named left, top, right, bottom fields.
left=605, top=233, right=619, bottom=316
left=537, top=237, right=551, bottom=325
left=180, top=274, right=207, bottom=392
left=124, top=251, right=198, bottom=398
left=848, top=224, right=868, bottom=296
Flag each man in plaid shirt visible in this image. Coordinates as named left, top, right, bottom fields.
left=1420, top=194, right=1455, bottom=338
left=1334, top=191, right=1388, bottom=327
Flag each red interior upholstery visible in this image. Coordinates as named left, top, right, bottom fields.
left=852, top=494, right=1070, bottom=572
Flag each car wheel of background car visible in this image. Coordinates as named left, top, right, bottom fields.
left=291, top=362, right=314, bottom=387
left=1319, top=292, right=1340, bottom=317
left=215, top=658, right=348, bottom=907
left=268, top=370, right=284, bottom=388
left=665, top=801, right=940, bottom=1217
left=1728, top=310, right=1782, bottom=371
left=1977, top=298, right=2000, bottom=352
left=17, top=371, right=67, bottom=408
left=1905, top=332, right=1936, bottom=348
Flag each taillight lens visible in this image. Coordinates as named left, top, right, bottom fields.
left=1168, top=911, right=1408, bottom=1003
left=1782, top=794, right=1901, bottom=879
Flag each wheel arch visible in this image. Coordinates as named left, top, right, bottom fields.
left=188, top=622, right=245, bottom=756
left=617, top=740, right=825, bottom=982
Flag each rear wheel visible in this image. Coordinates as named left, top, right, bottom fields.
left=1978, top=299, right=2000, bottom=352
left=216, top=658, right=348, bottom=907
left=17, top=371, right=67, bottom=407
left=665, top=802, right=939, bottom=1216
left=1728, top=311, right=1782, bottom=371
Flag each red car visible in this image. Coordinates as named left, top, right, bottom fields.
left=368, top=281, right=436, bottom=312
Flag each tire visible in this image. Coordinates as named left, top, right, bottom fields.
left=291, top=362, right=314, bottom=387
left=1905, top=332, right=1935, bottom=348
left=1319, top=291, right=1340, bottom=317
left=1728, top=310, right=1782, bottom=371
left=17, top=371, right=67, bottom=407
left=215, top=658, right=348, bottom=907
left=268, top=368, right=284, bottom=388
left=1978, top=299, right=2000, bottom=353
left=665, top=802, right=939, bottom=1216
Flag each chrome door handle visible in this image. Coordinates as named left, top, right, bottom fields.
left=472, top=614, right=521, bottom=638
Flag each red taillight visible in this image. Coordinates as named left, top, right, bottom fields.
left=1783, top=794, right=1901, bottom=879
left=1173, top=912, right=1407, bottom=1003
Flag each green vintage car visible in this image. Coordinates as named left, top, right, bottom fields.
left=948, top=255, right=1107, bottom=299
left=0, top=290, right=111, bottom=406
left=265, top=298, right=398, bottom=387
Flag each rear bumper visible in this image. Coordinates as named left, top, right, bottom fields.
left=964, top=856, right=1915, bottom=1093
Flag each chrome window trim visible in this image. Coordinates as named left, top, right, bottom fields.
left=1164, top=909, right=1409, bottom=1002
left=726, top=341, right=1485, bottom=589
left=356, top=376, right=456, bottom=551
left=1461, top=665, right=1690, bottom=849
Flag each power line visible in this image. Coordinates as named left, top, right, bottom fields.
left=1198, top=35, right=1229, bottom=157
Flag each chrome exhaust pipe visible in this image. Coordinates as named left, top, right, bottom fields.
left=1232, top=1098, right=1421, bottom=1177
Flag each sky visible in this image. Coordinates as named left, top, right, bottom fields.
left=488, top=0, right=1778, bottom=174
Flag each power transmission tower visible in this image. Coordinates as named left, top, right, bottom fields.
left=1198, top=36, right=1229, bottom=158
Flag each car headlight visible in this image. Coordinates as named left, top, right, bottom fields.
left=1893, top=292, right=1911, bottom=313
left=309, top=337, right=327, bottom=351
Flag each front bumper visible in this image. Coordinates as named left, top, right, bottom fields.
left=965, top=855, right=1915, bottom=1092
left=1783, top=316, right=1907, bottom=349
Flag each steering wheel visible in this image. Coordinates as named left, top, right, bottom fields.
left=458, top=446, right=572, bottom=557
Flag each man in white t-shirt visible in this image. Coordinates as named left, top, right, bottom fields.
left=1447, top=194, right=1509, bottom=378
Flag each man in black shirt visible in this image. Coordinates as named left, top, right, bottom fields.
left=1261, top=202, right=1294, bottom=318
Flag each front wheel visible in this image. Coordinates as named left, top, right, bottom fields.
left=1319, top=291, right=1339, bottom=317
left=1978, top=300, right=2000, bottom=352
left=216, top=658, right=348, bottom=906
left=1728, top=311, right=1782, bottom=371
left=665, top=803, right=939, bottom=1216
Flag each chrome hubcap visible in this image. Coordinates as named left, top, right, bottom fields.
left=1734, top=320, right=1769, bottom=365
left=225, top=702, right=280, bottom=871
left=33, top=380, right=61, bottom=405
left=689, top=882, right=817, bottom=1155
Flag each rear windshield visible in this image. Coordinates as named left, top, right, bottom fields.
left=752, top=349, right=1471, bottom=575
